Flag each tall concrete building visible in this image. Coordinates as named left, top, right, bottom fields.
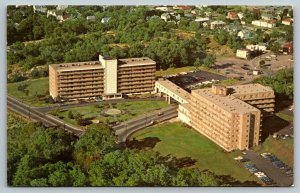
left=49, top=55, right=156, bottom=101
left=187, top=84, right=275, bottom=151
left=155, top=80, right=275, bottom=152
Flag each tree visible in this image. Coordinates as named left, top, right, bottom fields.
left=214, top=30, right=229, bottom=45
left=68, top=110, right=74, bottom=119
left=203, top=54, right=216, bottom=67
left=269, top=42, right=281, bottom=54
left=74, top=124, right=116, bottom=168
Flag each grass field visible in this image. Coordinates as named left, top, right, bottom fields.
left=7, top=78, right=51, bottom=107
left=275, top=112, right=294, bottom=122
left=130, top=122, right=258, bottom=182
left=254, top=136, right=294, bottom=167
left=52, top=101, right=169, bottom=127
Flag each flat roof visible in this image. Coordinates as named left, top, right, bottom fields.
left=50, top=61, right=103, bottom=71
left=192, top=88, right=259, bottom=114
left=156, top=79, right=190, bottom=102
left=118, top=57, right=156, bottom=67
left=228, top=84, right=274, bottom=95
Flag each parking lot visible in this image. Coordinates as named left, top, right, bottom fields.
left=166, top=71, right=226, bottom=91
left=215, top=53, right=293, bottom=82
left=243, top=150, right=293, bottom=186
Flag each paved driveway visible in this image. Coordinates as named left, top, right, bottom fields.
left=244, top=150, right=293, bottom=187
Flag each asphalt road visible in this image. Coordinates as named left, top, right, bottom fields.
left=113, top=105, right=178, bottom=142
left=244, top=150, right=293, bottom=187
left=8, top=95, right=178, bottom=140
left=7, top=96, right=84, bottom=137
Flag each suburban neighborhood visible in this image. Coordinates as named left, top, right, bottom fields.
left=7, top=5, right=293, bottom=187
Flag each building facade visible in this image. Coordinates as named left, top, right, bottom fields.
left=179, top=84, right=275, bottom=152
left=189, top=85, right=262, bottom=152
left=49, top=55, right=156, bottom=101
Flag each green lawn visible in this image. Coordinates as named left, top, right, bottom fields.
left=52, top=101, right=169, bottom=127
left=254, top=136, right=294, bottom=167
left=7, top=78, right=51, bottom=107
left=130, top=122, right=258, bottom=182
left=275, top=112, right=294, bottom=122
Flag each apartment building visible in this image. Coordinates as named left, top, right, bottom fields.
left=49, top=55, right=156, bottom=101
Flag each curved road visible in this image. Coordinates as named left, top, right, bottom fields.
left=113, top=105, right=178, bottom=142
left=7, top=96, right=84, bottom=136
left=7, top=95, right=179, bottom=141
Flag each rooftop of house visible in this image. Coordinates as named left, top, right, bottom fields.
left=211, top=20, right=226, bottom=25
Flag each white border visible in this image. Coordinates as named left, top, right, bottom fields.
left=1, top=0, right=298, bottom=193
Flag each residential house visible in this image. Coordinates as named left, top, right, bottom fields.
left=47, top=10, right=70, bottom=22
left=237, top=29, right=252, bottom=40
left=237, top=12, right=244, bottom=20
left=246, top=43, right=267, bottom=52
left=101, top=17, right=111, bottom=24
left=227, top=11, right=239, bottom=20
left=210, top=20, right=226, bottom=30
left=195, top=17, right=210, bottom=23
left=203, top=22, right=209, bottom=28
left=161, top=13, right=172, bottom=22
left=236, top=49, right=250, bottom=59
left=175, top=5, right=194, bottom=10
left=252, top=20, right=276, bottom=28
left=225, top=24, right=242, bottom=35
left=33, top=5, right=47, bottom=14
left=261, top=13, right=274, bottom=21
left=86, top=16, right=96, bottom=22
left=282, top=18, right=293, bottom=26
left=283, top=42, right=293, bottom=54
left=56, top=5, right=69, bottom=10
left=155, top=6, right=171, bottom=12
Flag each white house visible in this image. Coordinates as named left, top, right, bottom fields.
left=282, top=18, right=293, bottom=26
left=101, top=17, right=111, bottom=23
left=237, top=30, right=252, bottom=39
left=86, top=16, right=96, bottom=21
left=195, top=17, right=210, bottom=23
left=246, top=44, right=267, bottom=52
left=237, top=12, right=244, bottom=19
left=252, top=20, right=276, bottom=28
left=161, top=13, right=171, bottom=22
left=236, top=49, right=250, bottom=59
left=210, top=20, right=226, bottom=30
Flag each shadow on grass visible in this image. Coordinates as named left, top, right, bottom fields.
left=275, top=94, right=293, bottom=112
left=261, top=115, right=290, bottom=142
left=128, top=137, right=161, bottom=150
